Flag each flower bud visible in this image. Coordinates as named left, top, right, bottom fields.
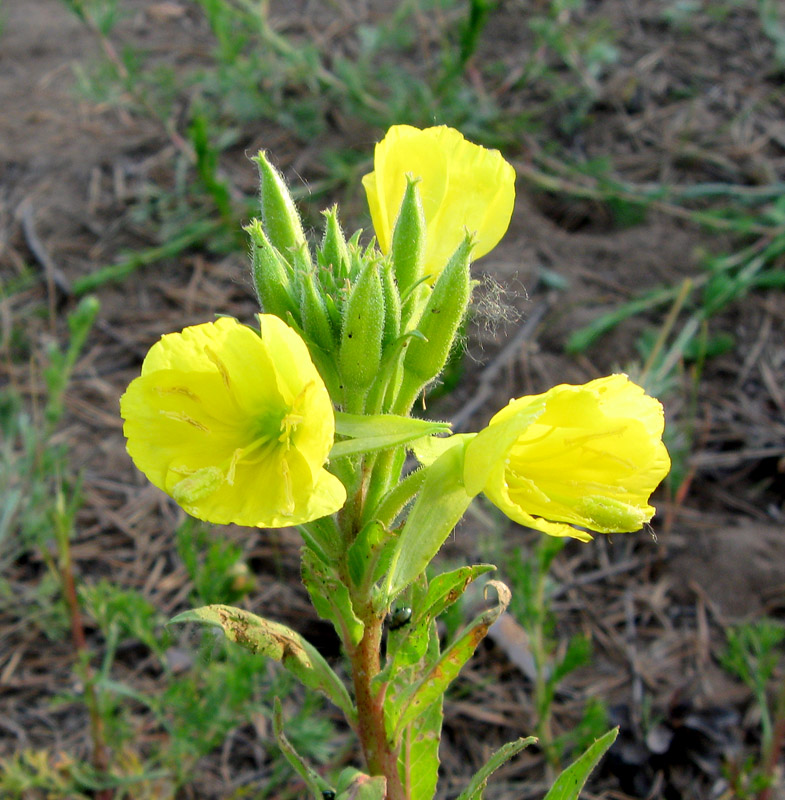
left=380, top=261, right=401, bottom=351
left=397, top=235, right=473, bottom=409
left=245, top=219, right=299, bottom=322
left=252, top=150, right=310, bottom=268
left=302, top=266, right=338, bottom=355
left=390, top=176, right=425, bottom=296
left=320, top=205, right=351, bottom=282
left=340, top=261, right=385, bottom=409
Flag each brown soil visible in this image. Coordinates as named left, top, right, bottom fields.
left=2, top=1, right=784, bottom=798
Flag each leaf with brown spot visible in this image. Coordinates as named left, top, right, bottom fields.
left=386, top=581, right=511, bottom=741
left=169, top=604, right=356, bottom=725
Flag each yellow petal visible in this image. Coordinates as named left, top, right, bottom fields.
left=121, top=316, right=346, bottom=528
left=465, top=375, right=670, bottom=540
left=363, top=125, right=515, bottom=280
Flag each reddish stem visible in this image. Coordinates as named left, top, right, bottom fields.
left=349, top=612, right=406, bottom=800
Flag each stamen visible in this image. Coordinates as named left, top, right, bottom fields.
left=159, top=410, right=210, bottom=432
left=156, top=385, right=200, bottom=401
left=280, top=459, right=295, bottom=515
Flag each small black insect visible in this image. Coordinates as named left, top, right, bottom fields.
left=388, top=606, right=413, bottom=631
left=322, top=791, right=336, bottom=800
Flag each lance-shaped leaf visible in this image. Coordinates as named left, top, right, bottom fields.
left=331, top=412, right=450, bottom=459
left=387, top=581, right=511, bottom=740
left=542, top=728, right=619, bottom=800
left=382, top=565, right=496, bottom=678
left=169, top=604, right=355, bottom=725
left=384, top=441, right=473, bottom=600
left=273, top=697, right=332, bottom=799
left=402, top=687, right=443, bottom=800
left=455, top=736, right=537, bottom=800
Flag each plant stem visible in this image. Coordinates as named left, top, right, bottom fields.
left=348, top=611, right=406, bottom=800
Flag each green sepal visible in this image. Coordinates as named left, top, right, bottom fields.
left=168, top=605, right=355, bottom=724
left=390, top=176, right=426, bottom=298
left=384, top=440, right=473, bottom=600
left=335, top=768, right=387, bottom=800
left=245, top=219, right=299, bottom=321
left=320, top=205, right=351, bottom=282
left=455, top=736, right=538, bottom=800
left=542, top=728, right=619, bottom=800
left=273, top=697, right=333, bottom=799
left=387, top=581, right=511, bottom=741
left=331, top=412, right=450, bottom=459
left=302, top=548, right=365, bottom=648
left=463, top=399, right=547, bottom=496
left=340, top=260, right=385, bottom=406
left=252, top=150, right=309, bottom=266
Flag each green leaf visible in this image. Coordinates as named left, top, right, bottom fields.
left=335, top=768, right=387, bottom=800
left=382, top=565, right=495, bottom=679
left=402, top=691, right=443, bottom=800
left=542, top=728, right=619, bottom=800
left=332, top=412, right=451, bottom=459
left=421, top=565, right=496, bottom=621
left=273, top=697, right=330, bottom=799
left=347, top=520, right=398, bottom=590
left=385, top=442, right=474, bottom=600
left=388, top=581, right=511, bottom=740
left=455, top=736, right=537, bottom=800
left=168, top=604, right=356, bottom=725
left=302, top=549, right=365, bottom=648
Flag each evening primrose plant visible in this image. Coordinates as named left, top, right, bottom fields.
left=120, top=125, right=670, bottom=799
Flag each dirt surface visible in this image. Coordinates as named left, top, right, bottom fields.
left=2, top=1, right=785, bottom=798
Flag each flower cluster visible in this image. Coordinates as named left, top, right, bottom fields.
left=121, top=124, right=669, bottom=542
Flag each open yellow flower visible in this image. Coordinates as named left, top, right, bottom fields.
left=463, top=375, right=670, bottom=541
left=120, top=315, right=346, bottom=527
left=362, top=124, right=516, bottom=280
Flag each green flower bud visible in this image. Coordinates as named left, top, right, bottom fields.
left=340, top=261, right=385, bottom=410
left=252, top=150, right=310, bottom=268
left=391, top=176, right=426, bottom=296
left=302, top=267, right=338, bottom=355
left=244, top=219, right=299, bottom=322
left=320, top=205, right=351, bottom=282
left=380, top=261, right=401, bottom=351
left=397, top=235, right=473, bottom=411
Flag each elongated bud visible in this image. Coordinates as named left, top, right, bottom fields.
left=251, top=150, right=310, bottom=268
left=340, top=261, right=385, bottom=408
left=380, top=261, right=401, bottom=351
left=245, top=219, right=299, bottom=321
left=391, top=176, right=426, bottom=295
left=302, top=268, right=338, bottom=354
left=320, top=205, right=350, bottom=282
left=398, top=235, right=473, bottom=407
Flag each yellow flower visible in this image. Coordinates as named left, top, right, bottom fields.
left=362, top=124, right=516, bottom=280
left=120, top=315, right=346, bottom=527
left=463, top=375, right=670, bottom=541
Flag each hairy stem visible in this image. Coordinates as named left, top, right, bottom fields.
left=349, top=612, right=406, bottom=800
